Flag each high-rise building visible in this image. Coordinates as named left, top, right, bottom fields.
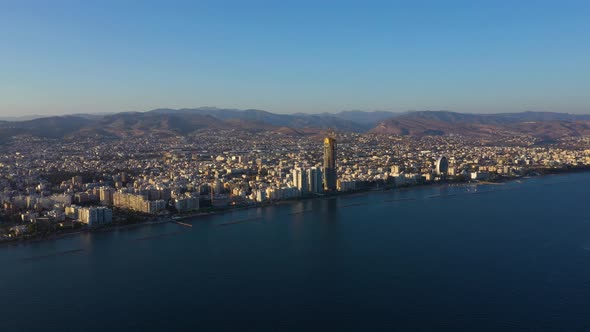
left=307, top=167, right=323, bottom=194
left=113, top=192, right=166, bottom=214
left=212, top=179, right=224, bottom=195
left=322, top=137, right=337, bottom=191
left=99, top=187, right=115, bottom=206
left=254, top=189, right=267, bottom=202
left=65, top=205, right=80, bottom=219
left=78, top=207, right=113, bottom=227
left=435, top=156, right=449, bottom=176
left=174, top=195, right=200, bottom=213
left=292, top=168, right=308, bottom=194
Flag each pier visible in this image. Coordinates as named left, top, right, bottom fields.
left=170, top=220, right=193, bottom=228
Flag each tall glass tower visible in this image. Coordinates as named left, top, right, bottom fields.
left=323, top=137, right=337, bottom=191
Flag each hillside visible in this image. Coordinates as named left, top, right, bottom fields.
left=0, top=108, right=589, bottom=140
left=149, top=108, right=371, bottom=131
left=371, top=111, right=590, bottom=138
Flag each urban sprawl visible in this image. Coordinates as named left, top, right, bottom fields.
left=1, top=131, right=589, bottom=242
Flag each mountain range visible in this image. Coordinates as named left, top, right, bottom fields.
left=1, top=107, right=589, bottom=140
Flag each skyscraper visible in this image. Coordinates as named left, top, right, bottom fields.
left=307, top=167, right=323, bottom=194
left=292, top=168, right=308, bottom=194
left=435, top=156, right=449, bottom=176
left=99, top=187, right=114, bottom=206
left=323, top=136, right=337, bottom=191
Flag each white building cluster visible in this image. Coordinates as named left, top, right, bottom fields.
left=66, top=205, right=113, bottom=227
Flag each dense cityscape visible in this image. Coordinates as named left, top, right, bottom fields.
left=1, top=130, right=589, bottom=242
left=4, top=2, right=590, bottom=330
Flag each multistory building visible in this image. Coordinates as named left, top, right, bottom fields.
left=323, top=137, right=337, bottom=191
left=292, top=168, right=308, bottom=194
left=78, top=207, right=113, bottom=227
left=307, top=167, right=323, bottom=194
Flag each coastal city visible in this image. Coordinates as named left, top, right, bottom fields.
left=5, top=2, right=590, bottom=331
left=1, top=130, right=589, bottom=242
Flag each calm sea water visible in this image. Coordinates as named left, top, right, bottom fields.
left=1, top=173, right=590, bottom=331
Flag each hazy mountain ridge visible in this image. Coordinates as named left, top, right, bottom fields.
left=0, top=113, right=110, bottom=122
left=149, top=108, right=371, bottom=131
left=371, top=111, right=590, bottom=138
left=392, top=110, right=590, bottom=124
left=0, top=108, right=589, bottom=140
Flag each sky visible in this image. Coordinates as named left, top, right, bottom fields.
left=1, top=0, right=589, bottom=116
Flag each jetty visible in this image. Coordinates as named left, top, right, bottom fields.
left=170, top=220, right=193, bottom=228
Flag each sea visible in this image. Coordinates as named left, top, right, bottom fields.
left=1, top=172, right=590, bottom=332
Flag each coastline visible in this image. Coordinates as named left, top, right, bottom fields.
left=3, top=168, right=590, bottom=246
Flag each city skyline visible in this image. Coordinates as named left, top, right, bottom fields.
left=3, top=2, right=590, bottom=330
left=2, top=1, right=590, bottom=116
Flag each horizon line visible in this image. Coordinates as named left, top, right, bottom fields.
left=2, top=107, right=590, bottom=121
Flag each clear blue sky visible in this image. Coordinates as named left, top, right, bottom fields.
left=1, top=0, right=589, bottom=116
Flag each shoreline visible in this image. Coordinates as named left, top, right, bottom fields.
left=3, top=168, right=590, bottom=246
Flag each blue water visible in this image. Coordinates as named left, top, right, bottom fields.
left=1, top=173, right=590, bottom=331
